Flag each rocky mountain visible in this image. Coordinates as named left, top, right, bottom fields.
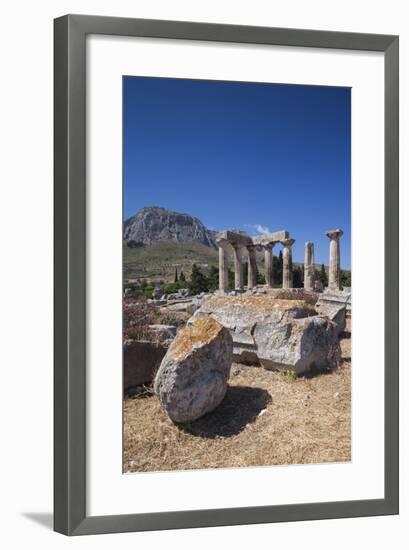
left=123, top=206, right=216, bottom=248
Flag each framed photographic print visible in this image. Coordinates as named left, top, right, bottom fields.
left=54, top=14, right=399, bottom=535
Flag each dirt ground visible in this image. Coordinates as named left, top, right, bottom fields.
left=123, top=333, right=351, bottom=473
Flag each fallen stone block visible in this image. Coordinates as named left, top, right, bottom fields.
left=314, top=302, right=346, bottom=336
left=255, top=315, right=341, bottom=374
left=123, top=339, right=168, bottom=392
left=165, top=298, right=202, bottom=315
left=193, top=294, right=315, bottom=364
left=192, top=294, right=340, bottom=374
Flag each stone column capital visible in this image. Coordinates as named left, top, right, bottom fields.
left=281, top=238, right=295, bottom=248
left=216, top=237, right=229, bottom=249
left=325, top=229, right=343, bottom=240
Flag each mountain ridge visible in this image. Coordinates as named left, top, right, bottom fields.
left=124, top=206, right=217, bottom=248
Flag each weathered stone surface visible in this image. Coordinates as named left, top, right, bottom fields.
left=193, top=295, right=340, bottom=373
left=154, top=317, right=233, bottom=423
left=193, top=295, right=315, bottom=364
left=165, top=289, right=191, bottom=300
left=216, top=230, right=253, bottom=247
left=304, top=242, right=315, bottom=291
left=255, top=316, right=341, bottom=373
left=164, top=298, right=202, bottom=314
left=263, top=243, right=275, bottom=287
left=152, top=286, right=163, bottom=300
left=315, top=294, right=347, bottom=336
left=147, top=298, right=167, bottom=306
left=316, top=288, right=351, bottom=311
left=325, top=228, right=344, bottom=290
left=252, top=230, right=289, bottom=246
left=247, top=244, right=258, bottom=289
left=217, top=241, right=229, bottom=292
left=282, top=238, right=295, bottom=289
left=148, top=324, right=177, bottom=343
left=124, top=340, right=167, bottom=391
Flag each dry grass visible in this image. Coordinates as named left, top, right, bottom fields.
left=123, top=337, right=351, bottom=473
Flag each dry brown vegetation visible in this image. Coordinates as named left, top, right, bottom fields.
left=123, top=299, right=191, bottom=340
left=123, top=334, right=351, bottom=473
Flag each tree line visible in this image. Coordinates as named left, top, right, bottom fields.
left=126, top=253, right=351, bottom=299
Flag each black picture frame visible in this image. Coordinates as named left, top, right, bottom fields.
left=54, top=14, right=399, bottom=536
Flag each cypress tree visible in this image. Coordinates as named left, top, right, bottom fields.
left=207, top=265, right=219, bottom=290
left=188, top=264, right=209, bottom=295
left=319, top=264, right=328, bottom=286
left=293, top=266, right=303, bottom=288
left=273, top=251, right=283, bottom=287
left=340, top=269, right=351, bottom=287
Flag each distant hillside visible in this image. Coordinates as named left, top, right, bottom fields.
left=123, top=206, right=216, bottom=248
left=123, top=240, right=325, bottom=283
left=123, top=240, right=219, bottom=282
left=122, top=206, right=350, bottom=283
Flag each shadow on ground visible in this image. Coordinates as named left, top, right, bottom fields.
left=180, top=385, right=272, bottom=439
left=22, top=512, right=53, bottom=530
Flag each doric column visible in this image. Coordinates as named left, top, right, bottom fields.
left=263, top=243, right=274, bottom=287
left=304, top=242, right=315, bottom=291
left=232, top=245, right=244, bottom=290
left=247, top=244, right=257, bottom=289
left=281, top=238, right=295, bottom=289
left=325, top=229, right=343, bottom=290
left=217, top=241, right=229, bottom=293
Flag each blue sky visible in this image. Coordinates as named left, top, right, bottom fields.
left=124, top=77, right=351, bottom=269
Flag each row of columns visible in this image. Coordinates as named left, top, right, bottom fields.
left=219, top=243, right=259, bottom=292
left=217, top=229, right=343, bottom=293
left=217, top=238, right=296, bottom=292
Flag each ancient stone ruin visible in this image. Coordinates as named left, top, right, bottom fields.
left=325, top=228, right=344, bottom=291
left=125, top=226, right=351, bottom=423
left=304, top=241, right=315, bottom=291
left=216, top=228, right=345, bottom=293
left=192, top=294, right=341, bottom=374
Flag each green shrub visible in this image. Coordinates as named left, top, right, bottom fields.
left=341, top=269, right=351, bottom=287
left=142, top=285, right=154, bottom=299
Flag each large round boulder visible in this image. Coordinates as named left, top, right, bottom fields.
left=154, top=317, right=233, bottom=423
